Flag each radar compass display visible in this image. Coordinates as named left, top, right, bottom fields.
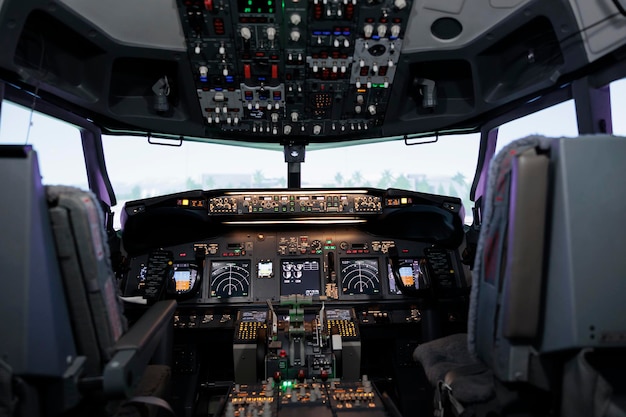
left=340, top=258, right=381, bottom=296
left=210, top=260, right=251, bottom=298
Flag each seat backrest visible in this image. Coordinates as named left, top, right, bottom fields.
left=46, top=185, right=128, bottom=376
left=0, top=146, right=77, bottom=378
left=468, top=135, right=626, bottom=384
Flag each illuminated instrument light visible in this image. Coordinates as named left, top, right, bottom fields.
left=194, top=44, right=201, bottom=54
left=227, top=116, right=232, bottom=124
left=234, top=117, right=239, bottom=125
left=344, top=39, right=350, bottom=48
left=219, top=45, right=225, bottom=55
left=207, top=116, right=212, bottom=124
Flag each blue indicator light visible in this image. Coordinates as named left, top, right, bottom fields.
left=200, top=76, right=208, bottom=82
left=258, top=77, right=267, bottom=81
left=372, top=35, right=380, bottom=40
left=313, top=31, right=322, bottom=36
left=215, top=87, right=223, bottom=91
left=333, top=31, right=341, bottom=36
left=273, top=96, right=281, bottom=100
left=389, top=36, right=397, bottom=40
left=322, top=31, right=331, bottom=35
left=343, top=31, right=350, bottom=36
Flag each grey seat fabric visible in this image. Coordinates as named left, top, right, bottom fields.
left=414, top=135, right=552, bottom=403
left=45, top=185, right=177, bottom=403
left=415, top=135, right=626, bottom=415
left=47, top=185, right=127, bottom=376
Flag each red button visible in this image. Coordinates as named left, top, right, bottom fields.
left=244, top=64, right=251, bottom=79
left=271, top=64, right=278, bottom=79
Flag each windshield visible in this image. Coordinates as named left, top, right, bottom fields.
left=101, top=133, right=481, bottom=228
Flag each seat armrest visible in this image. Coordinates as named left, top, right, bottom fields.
left=103, top=300, right=176, bottom=398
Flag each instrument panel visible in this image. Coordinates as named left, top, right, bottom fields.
left=123, top=226, right=466, bottom=304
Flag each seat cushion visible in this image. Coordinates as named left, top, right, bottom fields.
left=414, top=333, right=494, bottom=403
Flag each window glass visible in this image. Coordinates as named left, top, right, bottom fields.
left=103, top=132, right=481, bottom=228
left=611, top=78, right=626, bottom=136
left=0, top=101, right=87, bottom=187
left=496, top=99, right=578, bottom=153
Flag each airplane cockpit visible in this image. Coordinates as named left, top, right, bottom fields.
left=1, top=0, right=626, bottom=416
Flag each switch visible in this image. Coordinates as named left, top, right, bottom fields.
left=394, top=0, right=407, bottom=9
left=244, top=64, right=252, bottom=79
left=364, top=24, right=373, bottom=38
left=391, top=24, right=401, bottom=38
left=377, top=24, right=387, bottom=38
left=199, top=66, right=208, bottom=82
left=290, top=13, right=301, bottom=25
left=240, top=27, right=252, bottom=40
left=267, top=27, right=276, bottom=41
left=290, top=29, right=301, bottom=42
left=313, top=125, right=322, bottom=135
left=271, top=64, right=278, bottom=78
left=368, top=104, right=376, bottom=115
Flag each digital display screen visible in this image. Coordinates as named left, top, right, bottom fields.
left=173, top=263, right=198, bottom=294
left=210, top=260, right=251, bottom=298
left=340, top=258, right=380, bottom=295
left=257, top=260, right=273, bottom=278
left=238, top=0, right=275, bottom=14
left=280, top=259, right=321, bottom=297
left=387, top=258, right=429, bottom=294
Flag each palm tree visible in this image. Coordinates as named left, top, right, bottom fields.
left=351, top=171, right=363, bottom=185
left=376, top=170, right=393, bottom=188
left=392, top=174, right=411, bottom=189
left=253, top=170, right=265, bottom=187
left=334, top=172, right=344, bottom=186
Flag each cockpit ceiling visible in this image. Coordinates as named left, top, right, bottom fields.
left=0, top=0, right=624, bottom=144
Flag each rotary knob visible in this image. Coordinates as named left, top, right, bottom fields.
left=240, top=27, right=252, bottom=40
left=267, top=27, right=276, bottom=41
left=290, top=13, right=301, bottom=25
left=290, top=29, right=301, bottom=42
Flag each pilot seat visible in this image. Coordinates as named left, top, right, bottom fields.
left=414, top=135, right=626, bottom=417
left=0, top=145, right=176, bottom=417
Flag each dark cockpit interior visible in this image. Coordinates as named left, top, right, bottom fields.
left=1, top=1, right=626, bottom=417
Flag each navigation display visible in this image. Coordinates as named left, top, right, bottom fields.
left=210, top=260, right=251, bottom=298
left=387, top=258, right=430, bottom=294
left=340, top=258, right=380, bottom=295
left=280, top=259, right=321, bottom=297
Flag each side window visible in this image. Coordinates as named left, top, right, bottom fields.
left=0, top=101, right=88, bottom=187
left=611, top=78, right=626, bottom=136
left=495, top=100, right=578, bottom=152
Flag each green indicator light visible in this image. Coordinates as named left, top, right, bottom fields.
left=257, top=7, right=262, bottom=12
left=326, top=240, right=332, bottom=244
left=268, top=1, right=272, bottom=5
left=244, top=7, right=251, bottom=12
left=269, top=7, right=274, bottom=12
